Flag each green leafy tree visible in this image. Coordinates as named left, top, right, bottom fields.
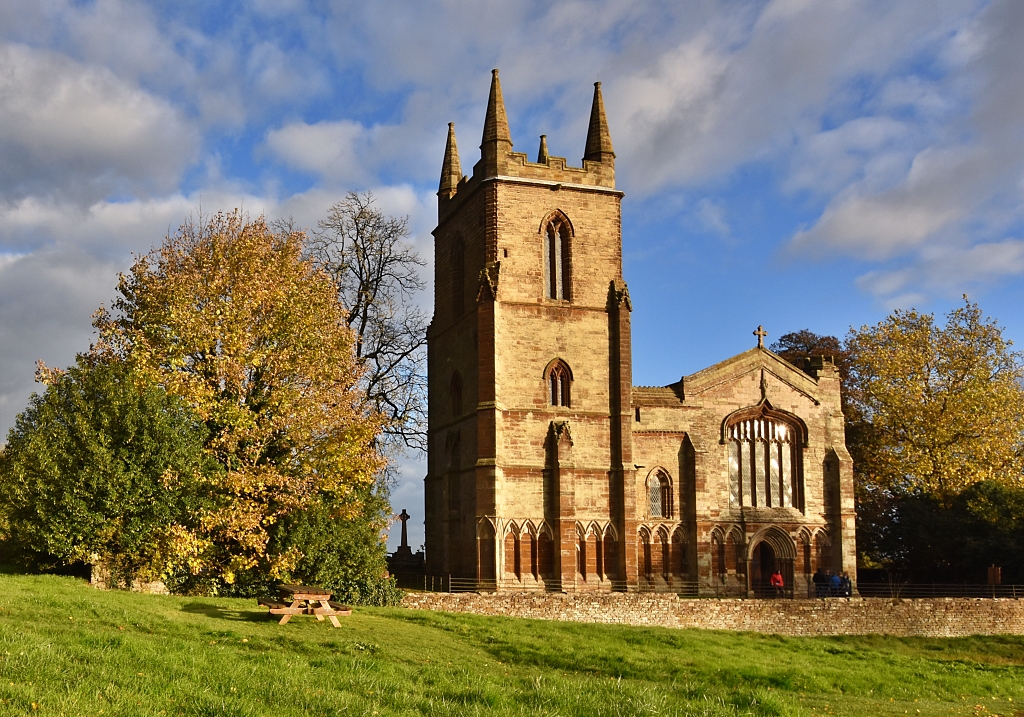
left=0, top=358, right=214, bottom=585
left=94, top=211, right=388, bottom=591
left=769, top=329, right=851, bottom=383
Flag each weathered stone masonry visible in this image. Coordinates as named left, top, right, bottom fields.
left=402, top=592, right=1024, bottom=638
left=424, top=69, right=857, bottom=597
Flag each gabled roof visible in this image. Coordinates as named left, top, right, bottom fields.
left=667, top=347, right=821, bottom=405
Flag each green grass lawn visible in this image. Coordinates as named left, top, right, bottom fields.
left=0, top=573, right=1022, bottom=716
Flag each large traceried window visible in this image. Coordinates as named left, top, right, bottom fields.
left=727, top=411, right=801, bottom=509
left=544, top=216, right=571, bottom=300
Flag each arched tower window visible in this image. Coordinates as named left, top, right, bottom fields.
left=726, top=408, right=801, bottom=509
left=451, top=239, right=465, bottom=318
left=450, top=372, right=463, bottom=418
left=544, top=216, right=571, bottom=300
left=546, top=359, right=572, bottom=407
left=648, top=470, right=672, bottom=518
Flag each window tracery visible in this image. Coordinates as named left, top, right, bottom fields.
left=544, top=216, right=571, bottom=300
left=727, top=411, right=800, bottom=509
left=648, top=470, right=672, bottom=518
left=547, top=360, right=571, bottom=407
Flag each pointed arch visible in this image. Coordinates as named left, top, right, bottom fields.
left=747, top=526, right=797, bottom=561
left=798, top=527, right=814, bottom=576
left=503, top=521, right=521, bottom=581
left=537, top=521, right=555, bottom=579
left=543, top=358, right=573, bottom=408
left=721, top=400, right=808, bottom=446
left=540, top=210, right=573, bottom=300
left=645, top=467, right=673, bottom=518
left=537, top=208, right=575, bottom=237
left=477, top=518, right=496, bottom=583
left=601, top=523, right=619, bottom=582
left=670, top=526, right=688, bottom=581
left=724, top=401, right=805, bottom=509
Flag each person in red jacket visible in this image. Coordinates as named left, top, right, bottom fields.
left=770, top=569, right=785, bottom=598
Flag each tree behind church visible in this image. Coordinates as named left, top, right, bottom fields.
left=846, top=299, right=1024, bottom=581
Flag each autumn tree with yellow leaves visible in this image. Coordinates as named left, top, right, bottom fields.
left=846, top=299, right=1024, bottom=580
left=94, top=211, right=387, bottom=592
left=846, top=299, right=1024, bottom=502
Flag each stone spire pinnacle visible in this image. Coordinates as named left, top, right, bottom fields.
left=583, top=81, right=615, bottom=163
left=481, top=69, right=512, bottom=148
left=537, top=135, right=549, bottom=163
left=438, top=122, right=461, bottom=198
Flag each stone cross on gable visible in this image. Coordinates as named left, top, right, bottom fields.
left=399, top=509, right=410, bottom=550
left=754, top=325, right=768, bottom=349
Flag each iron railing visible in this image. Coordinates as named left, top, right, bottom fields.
left=856, top=583, right=1023, bottom=599
left=400, top=574, right=1024, bottom=599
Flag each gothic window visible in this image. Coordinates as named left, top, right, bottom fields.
left=451, top=239, right=465, bottom=318
left=450, top=372, right=463, bottom=418
left=547, top=360, right=572, bottom=407
left=544, top=216, right=571, bottom=300
left=727, top=412, right=800, bottom=509
left=648, top=470, right=672, bottom=518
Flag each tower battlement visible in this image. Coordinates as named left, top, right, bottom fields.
left=438, top=70, right=616, bottom=225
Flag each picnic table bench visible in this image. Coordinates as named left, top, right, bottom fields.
left=259, top=584, right=351, bottom=627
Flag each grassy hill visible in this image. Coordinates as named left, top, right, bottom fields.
left=0, top=573, right=1021, bottom=716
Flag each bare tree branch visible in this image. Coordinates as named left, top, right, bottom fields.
left=305, top=192, right=428, bottom=461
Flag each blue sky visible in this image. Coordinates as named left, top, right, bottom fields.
left=2, top=0, right=1023, bottom=552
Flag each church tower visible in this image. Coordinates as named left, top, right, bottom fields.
left=424, top=70, right=636, bottom=590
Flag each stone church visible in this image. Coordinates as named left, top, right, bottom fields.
left=423, top=70, right=856, bottom=597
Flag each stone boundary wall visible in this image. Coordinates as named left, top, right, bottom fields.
left=401, top=592, right=1024, bottom=637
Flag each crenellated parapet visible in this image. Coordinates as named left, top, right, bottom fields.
left=437, top=70, right=618, bottom=224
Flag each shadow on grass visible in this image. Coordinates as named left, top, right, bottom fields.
left=180, top=602, right=273, bottom=623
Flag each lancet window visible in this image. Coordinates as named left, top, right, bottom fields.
left=544, top=216, right=571, bottom=300
left=727, top=412, right=800, bottom=509
left=548, top=360, right=571, bottom=407
left=648, top=470, right=672, bottom=518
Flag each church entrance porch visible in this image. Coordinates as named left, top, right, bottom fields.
left=749, top=541, right=794, bottom=599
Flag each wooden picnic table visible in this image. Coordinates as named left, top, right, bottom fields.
left=258, top=584, right=351, bottom=628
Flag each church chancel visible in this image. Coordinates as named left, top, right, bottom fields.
left=423, top=70, right=856, bottom=597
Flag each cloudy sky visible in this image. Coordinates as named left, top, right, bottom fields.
left=2, top=0, right=1023, bottom=551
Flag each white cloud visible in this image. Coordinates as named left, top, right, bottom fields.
left=266, top=120, right=373, bottom=184
left=786, top=0, right=1024, bottom=299
left=0, top=43, right=198, bottom=202
left=856, top=239, right=1024, bottom=302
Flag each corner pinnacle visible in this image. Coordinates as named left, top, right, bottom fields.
left=438, top=122, right=462, bottom=197
left=583, top=81, right=614, bottom=163
left=481, top=69, right=512, bottom=148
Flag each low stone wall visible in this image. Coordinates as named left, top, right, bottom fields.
left=401, top=591, right=1024, bottom=637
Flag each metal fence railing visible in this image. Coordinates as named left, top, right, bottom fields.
left=397, top=574, right=1024, bottom=600
left=856, top=583, right=1024, bottom=599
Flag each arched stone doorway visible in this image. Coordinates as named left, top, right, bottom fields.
left=748, top=528, right=796, bottom=598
